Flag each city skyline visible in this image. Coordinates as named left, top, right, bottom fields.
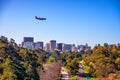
left=0, top=0, right=120, bottom=47
left=21, top=37, right=91, bottom=52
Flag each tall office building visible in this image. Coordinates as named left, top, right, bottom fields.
left=57, top=43, right=63, bottom=51
left=77, top=45, right=85, bottom=51
left=45, top=43, right=50, bottom=51
left=72, top=44, right=77, bottom=52
left=34, top=42, right=44, bottom=49
left=22, top=37, right=34, bottom=49
left=50, top=40, right=56, bottom=52
left=24, top=37, right=34, bottom=42
left=77, top=44, right=91, bottom=51
left=63, top=44, right=72, bottom=51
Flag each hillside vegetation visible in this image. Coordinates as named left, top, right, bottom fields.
left=84, top=44, right=120, bottom=79
left=0, top=36, right=120, bottom=80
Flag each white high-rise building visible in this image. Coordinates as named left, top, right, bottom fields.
left=72, top=44, right=77, bottom=52
left=45, top=43, right=50, bottom=51
left=22, top=37, right=34, bottom=50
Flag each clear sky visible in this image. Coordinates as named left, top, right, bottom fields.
left=0, top=0, right=120, bottom=47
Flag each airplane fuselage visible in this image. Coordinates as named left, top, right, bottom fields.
left=35, top=16, right=46, bottom=20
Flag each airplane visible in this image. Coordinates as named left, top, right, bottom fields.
left=35, top=16, right=46, bottom=20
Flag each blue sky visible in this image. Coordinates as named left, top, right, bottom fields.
left=0, top=0, right=120, bottom=47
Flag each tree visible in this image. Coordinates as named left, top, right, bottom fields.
left=115, top=58, right=120, bottom=69
left=84, top=44, right=120, bottom=79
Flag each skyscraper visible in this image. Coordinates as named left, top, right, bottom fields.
left=34, top=42, right=44, bottom=49
left=77, top=44, right=91, bottom=51
left=24, top=37, right=34, bottom=42
left=63, top=44, right=72, bottom=52
left=57, top=43, right=63, bottom=51
left=50, top=40, right=56, bottom=52
left=72, top=44, right=77, bottom=52
left=77, top=45, right=85, bottom=51
left=45, top=43, right=50, bottom=51
left=22, top=37, right=34, bottom=49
